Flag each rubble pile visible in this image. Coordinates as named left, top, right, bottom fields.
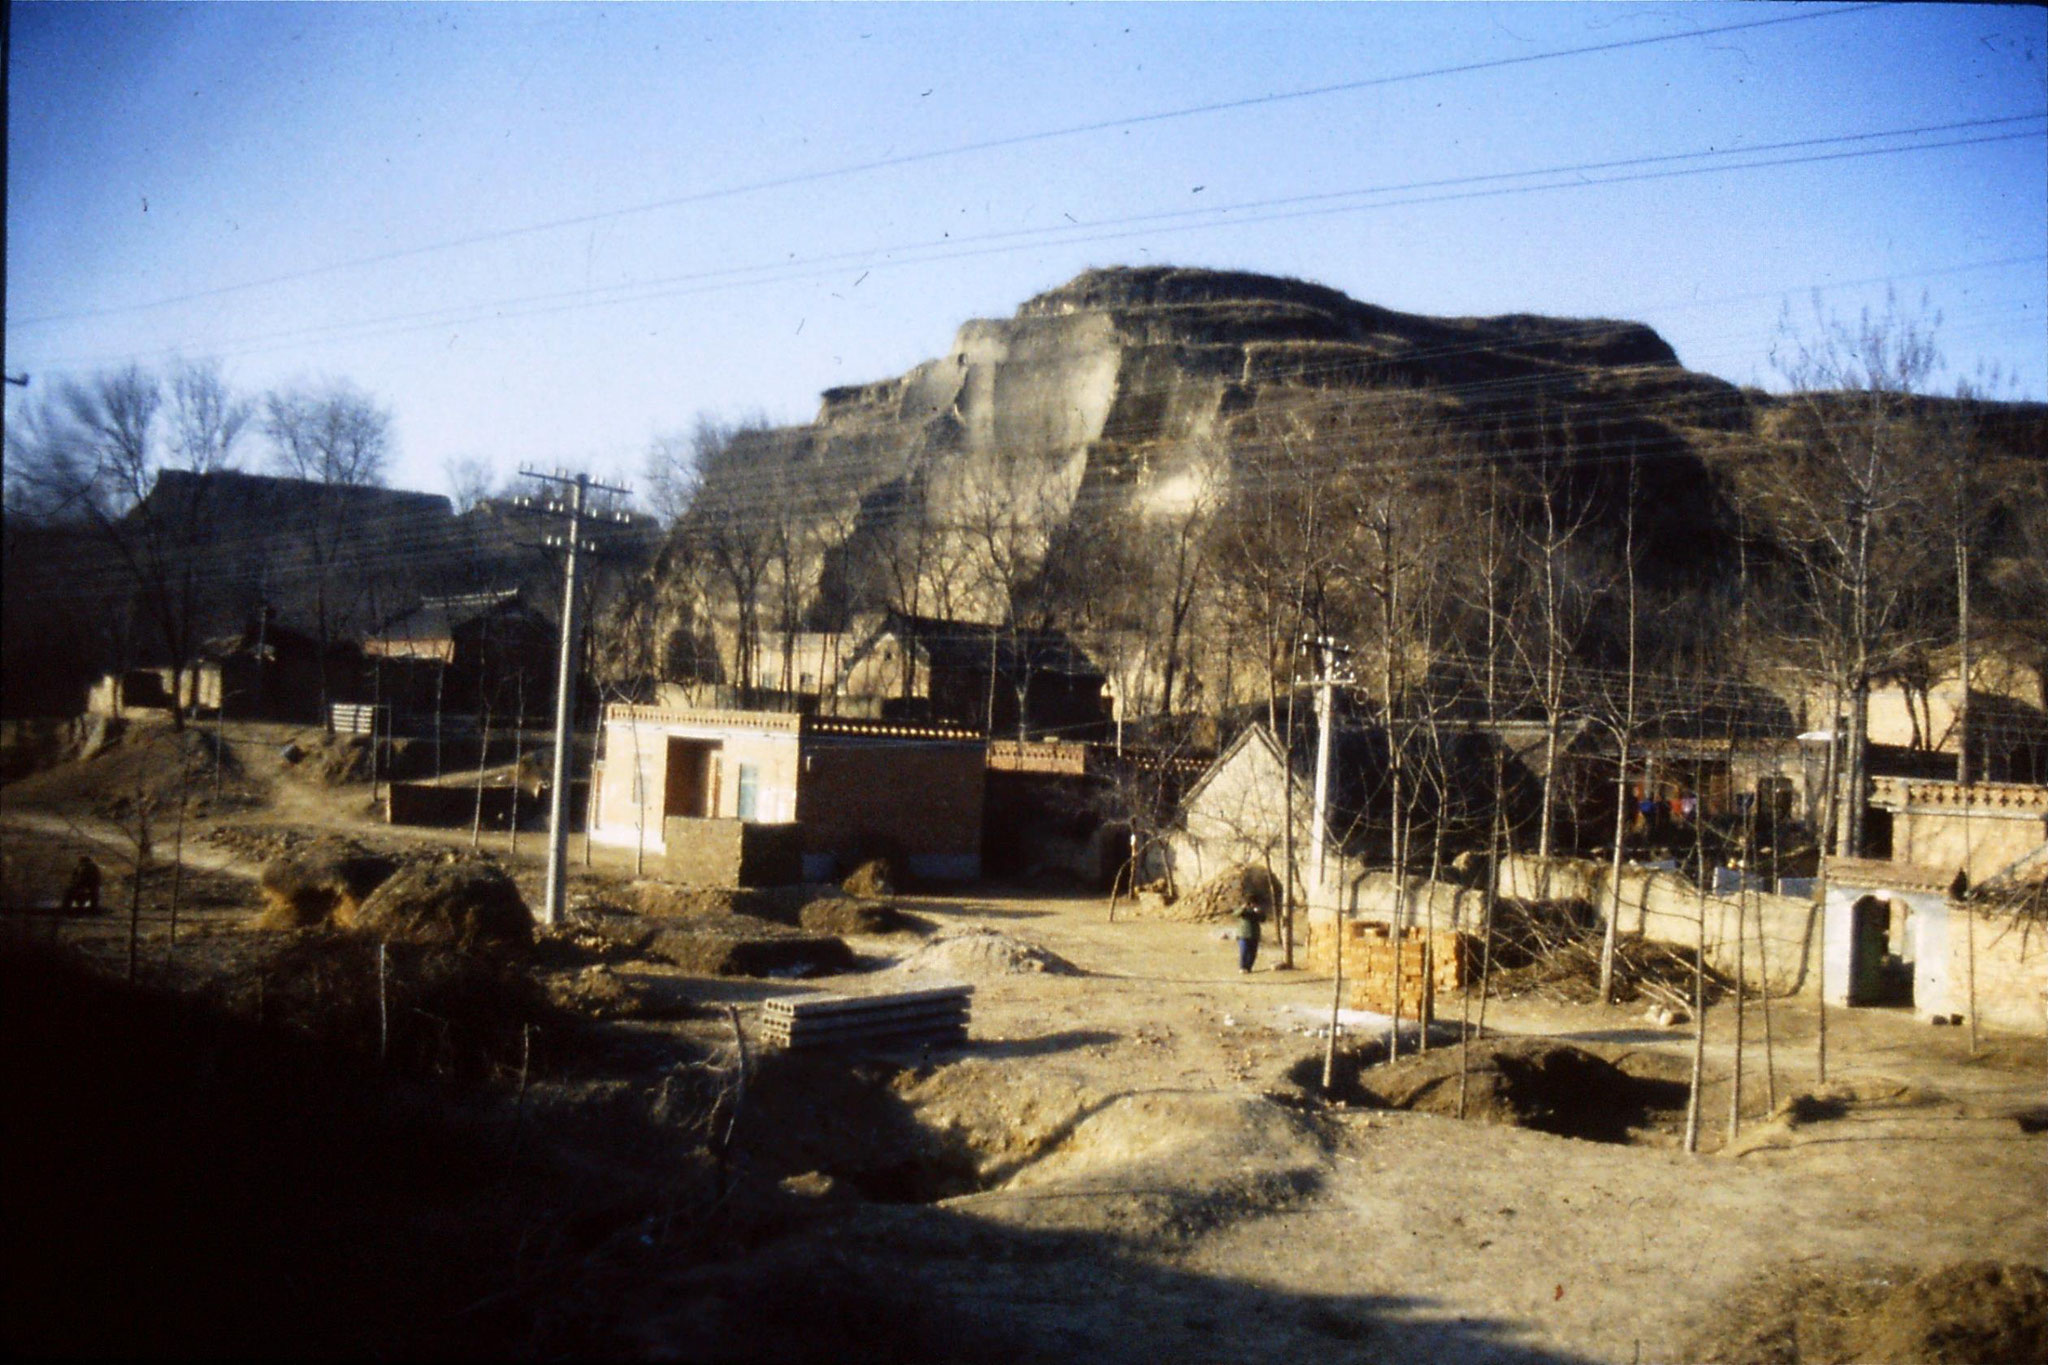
left=1129, top=863, right=1279, bottom=923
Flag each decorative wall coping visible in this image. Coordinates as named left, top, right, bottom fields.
left=605, top=704, right=802, bottom=733
left=1870, top=776, right=2048, bottom=816
left=603, top=704, right=982, bottom=744
left=988, top=739, right=1091, bottom=774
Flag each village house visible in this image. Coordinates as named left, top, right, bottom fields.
left=1167, top=719, right=1518, bottom=914
left=836, top=610, right=1112, bottom=740
left=361, top=588, right=558, bottom=721
left=85, top=612, right=356, bottom=725
left=586, top=703, right=987, bottom=884
left=1772, top=647, right=2048, bottom=787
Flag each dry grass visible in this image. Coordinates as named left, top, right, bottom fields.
left=256, top=836, right=396, bottom=929
left=1686, top=1260, right=2048, bottom=1364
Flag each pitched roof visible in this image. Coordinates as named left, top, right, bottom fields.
left=851, top=610, right=1105, bottom=681
left=1823, top=857, right=1962, bottom=896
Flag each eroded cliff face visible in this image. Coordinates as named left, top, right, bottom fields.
left=674, top=264, right=1749, bottom=639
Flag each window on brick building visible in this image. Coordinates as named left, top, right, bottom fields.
left=735, top=763, right=760, bottom=821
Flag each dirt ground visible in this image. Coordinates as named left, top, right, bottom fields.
left=4, top=719, right=2045, bottom=1362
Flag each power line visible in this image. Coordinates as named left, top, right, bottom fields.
left=29, top=118, right=2041, bottom=376
left=13, top=4, right=1883, bottom=332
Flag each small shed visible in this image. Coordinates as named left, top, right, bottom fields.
left=588, top=704, right=987, bottom=883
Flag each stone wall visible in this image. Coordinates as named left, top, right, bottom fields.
left=1943, top=907, right=2048, bottom=1035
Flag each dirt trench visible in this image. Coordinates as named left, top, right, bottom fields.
left=1289, top=1036, right=1694, bottom=1145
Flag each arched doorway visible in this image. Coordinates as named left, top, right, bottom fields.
left=1847, top=894, right=1913, bottom=1006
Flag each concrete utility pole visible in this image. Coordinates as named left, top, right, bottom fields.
left=1303, top=635, right=1351, bottom=909
left=519, top=469, right=632, bottom=927
left=1307, top=634, right=1356, bottom=1096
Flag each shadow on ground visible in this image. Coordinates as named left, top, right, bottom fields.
left=1, top=942, right=1594, bottom=1362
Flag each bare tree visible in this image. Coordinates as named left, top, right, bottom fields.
left=442, top=457, right=499, bottom=515
left=680, top=418, right=779, bottom=701
left=1734, top=295, right=1947, bottom=856
left=168, top=359, right=253, bottom=474
left=6, top=363, right=252, bottom=730
left=1504, top=422, right=1603, bottom=860
left=642, top=427, right=708, bottom=529
left=264, top=379, right=394, bottom=730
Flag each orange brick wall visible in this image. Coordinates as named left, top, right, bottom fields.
left=795, top=741, right=986, bottom=867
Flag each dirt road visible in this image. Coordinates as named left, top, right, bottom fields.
left=4, top=724, right=2043, bottom=1361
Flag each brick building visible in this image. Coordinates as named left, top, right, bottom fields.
left=587, top=704, right=986, bottom=883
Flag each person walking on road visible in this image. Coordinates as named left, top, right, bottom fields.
left=1234, top=903, right=1263, bottom=974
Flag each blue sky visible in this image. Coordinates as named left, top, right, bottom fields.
left=7, top=2, right=2045, bottom=497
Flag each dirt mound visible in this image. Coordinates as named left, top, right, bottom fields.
left=1688, top=1260, right=2048, bottom=1364
left=840, top=858, right=894, bottom=898
left=4, top=722, right=254, bottom=814
left=1132, top=863, right=1280, bottom=923
left=897, top=927, right=1079, bottom=978
left=300, top=733, right=372, bottom=786
left=352, top=856, right=534, bottom=951
left=624, top=880, right=910, bottom=936
left=987, top=1090, right=1328, bottom=1241
left=797, top=897, right=910, bottom=936
left=733, top=1052, right=987, bottom=1204
left=258, top=837, right=397, bottom=929
left=640, top=920, right=856, bottom=978
left=1298, top=1037, right=1691, bottom=1144
left=181, top=930, right=545, bottom=1077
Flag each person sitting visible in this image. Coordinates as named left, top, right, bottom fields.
left=63, top=855, right=102, bottom=915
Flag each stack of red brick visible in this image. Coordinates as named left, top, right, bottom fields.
left=1309, top=919, right=1472, bottom=1021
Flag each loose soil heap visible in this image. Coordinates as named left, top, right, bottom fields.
left=841, top=858, right=894, bottom=898
left=625, top=880, right=906, bottom=932
left=257, top=836, right=397, bottom=929
left=1687, top=1259, right=2048, bottom=1364
left=638, top=919, right=858, bottom=978
left=298, top=733, right=373, bottom=786
left=3, top=723, right=255, bottom=815
left=897, top=926, right=1080, bottom=978
left=353, top=855, right=535, bottom=951
left=223, top=930, right=544, bottom=1075
left=543, top=964, right=699, bottom=1021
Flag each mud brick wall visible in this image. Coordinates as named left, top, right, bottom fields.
left=662, top=817, right=803, bottom=886
left=796, top=742, right=985, bottom=875
left=1946, top=905, right=2048, bottom=1035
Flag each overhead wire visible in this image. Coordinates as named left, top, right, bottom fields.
left=29, top=117, right=2044, bottom=375
left=13, top=2, right=1885, bottom=332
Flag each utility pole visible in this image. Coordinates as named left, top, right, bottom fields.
left=519, top=469, right=632, bottom=927
left=1302, top=635, right=1352, bottom=909
left=1306, top=634, right=1354, bottom=1097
